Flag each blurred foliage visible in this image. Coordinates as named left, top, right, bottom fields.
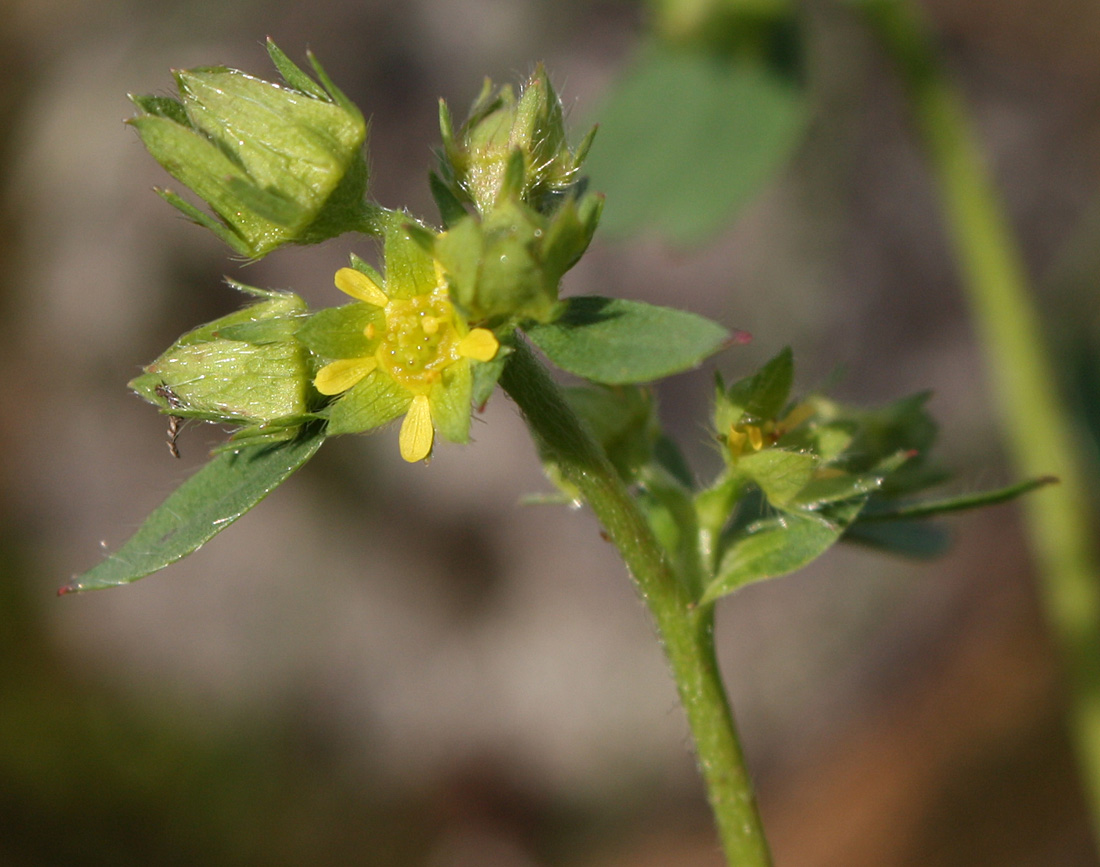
left=584, top=39, right=807, bottom=246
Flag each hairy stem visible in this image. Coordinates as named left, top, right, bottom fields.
left=500, top=337, right=772, bottom=867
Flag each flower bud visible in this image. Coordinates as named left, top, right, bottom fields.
left=129, top=283, right=313, bottom=448
left=438, top=65, right=596, bottom=216
left=427, top=192, right=603, bottom=325
left=128, top=40, right=371, bottom=258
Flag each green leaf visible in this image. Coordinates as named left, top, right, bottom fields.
left=526, top=296, right=730, bottom=384
left=842, top=520, right=950, bottom=559
left=60, top=430, right=326, bottom=593
left=857, top=476, right=1057, bottom=522
left=584, top=44, right=807, bottom=246
left=701, top=509, right=846, bottom=603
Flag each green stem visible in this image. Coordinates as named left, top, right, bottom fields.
left=862, top=0, right=1100, bottom=840
left=500, top=337, right=773, bottom=867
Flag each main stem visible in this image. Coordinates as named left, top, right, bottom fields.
left=500, top=338, right=772, bottom=867
left=862, top=0, right=1100, bottom=841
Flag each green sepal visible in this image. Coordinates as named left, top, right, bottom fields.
left=715, top=346, right=793, bottom=432
left=788, top=469, right=884, bottom=509
left=129, top=283, right=313, bottom=441
left=525, top=296, right=732, bottom=384
left=297, top=303, right=382, bottom=360
left=816, top=391, right=938, bottom=477
left=154, top=187, right=252, bottom=256
left=431, top=193, right=601, bottom=326
left=429, top=170, right=470, bottom=229
left=382, top=212, right=438, bottom=300
left=128, top=93, right=188, bottom=124
left=438, top=65, right=594, bottom=215
left=471, top=341, right=512, bottom=409
left=428, top=363, right=473, bottom=445
left=348, top=252, right=384, bottom=287
left=60, top=429, right=326, bottom=593
left=325, top=370, right=410, bottom=435
left=736, top=448, right=816, bottom=506
left=129, top=42, right=371, bottom=258
left=264, top=38, right=329, bottom=100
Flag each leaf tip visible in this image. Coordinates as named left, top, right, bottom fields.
left=57, top=581, right=81, bottom=597
left=730, top=329, right=752, bottom=346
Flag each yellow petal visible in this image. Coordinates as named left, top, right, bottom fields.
left=456, top=328, right=499, bottom=362
left=335, top=267, right=389, bottom=307
left=399, top=394, right=434, bottom=462
left=314, top=357, right=377, bottom=395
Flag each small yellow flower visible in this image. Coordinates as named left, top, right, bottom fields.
left=309, top=257, right=499, bottom=462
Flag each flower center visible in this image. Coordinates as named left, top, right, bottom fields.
left=377, top=286, right=459, bottom=392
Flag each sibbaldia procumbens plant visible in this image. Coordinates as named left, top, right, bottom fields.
left=65, top=39, right=1052, bottom=865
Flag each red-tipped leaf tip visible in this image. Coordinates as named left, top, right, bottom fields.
left=731, top=330, right=752, bottom=345
left=57, top=582, right=80, bottom=597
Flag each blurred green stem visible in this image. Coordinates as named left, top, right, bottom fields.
left=500, top=337, right=773, bottom=867
left=861, top=0, right=1100, bottom=840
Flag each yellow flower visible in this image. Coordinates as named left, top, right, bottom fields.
left=308, top=253, right=499, bottom=462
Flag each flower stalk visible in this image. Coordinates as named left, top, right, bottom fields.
left=500, top=337, right=773, bottom=867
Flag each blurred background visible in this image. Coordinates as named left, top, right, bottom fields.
left=2, top=0, right=1100, bottom=863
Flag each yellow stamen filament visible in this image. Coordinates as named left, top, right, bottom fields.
left=456, top=328, right=500, bottom=362
left=335, top=267, right=389, bottom=307
left=399, top=394, right=434, bottom=462
left=315, top=357, right=378, bottom=395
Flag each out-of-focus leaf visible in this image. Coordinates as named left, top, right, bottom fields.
left=842, top=519, right=950, bottom=559
left=585, top=43, right=807, bottom=246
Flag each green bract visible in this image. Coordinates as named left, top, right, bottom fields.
left=437, top=65, right=596, bottom=216
left=129, top=283, right=313, bottom=447
left=128, top=39, right=371, bottom=258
